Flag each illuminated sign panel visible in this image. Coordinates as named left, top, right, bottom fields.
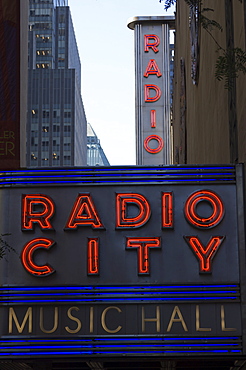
left=0, top=165, right=245, bottom=359
left=128, top=16, right=175, bottom=165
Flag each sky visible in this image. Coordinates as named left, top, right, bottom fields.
left=69, top=0, right=175, bottom=165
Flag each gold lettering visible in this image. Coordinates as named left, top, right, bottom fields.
left=6, top=131, right=15, bottom=139
left=167, top=306, right=188, bottom=332
left=9, top=307, right=32, bottom=333
left=0, top=131, right=15, bottom=139
left=196, top=305, right=211, bottom=331
left=221, top=305, right=236, bottom=331
left=0, top=141, right=15, bottom=156
left=65, top=307, right=82, bottom=334
left=6, top=141, right=15, bottom=156
left=90, top=307, right=94, bottom=333
left=142, top=306, right=160, bottom=332
left=40, top=307, right=58, bottom=334
left=101, top=306, right=122, bottom=333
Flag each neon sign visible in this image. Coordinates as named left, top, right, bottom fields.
left=144, top=34, right=160, bottom=52
left=143, top=34, right=164, bottom=157
left=20, top=189, right=227, bottom=277
left=0, top=165, right=244, bottom=359
left=128, top=17, right=175, bottom=165
left=184, top=190, right=224, bottom=228
left=21, top=238, right=55, bottom=276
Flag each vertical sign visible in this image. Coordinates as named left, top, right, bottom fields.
left=128, top=16, right=175, bottom=165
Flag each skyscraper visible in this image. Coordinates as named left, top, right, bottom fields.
left=87, top=123, right=110, bottom=166
left=27, top=0, right=87, bottom=167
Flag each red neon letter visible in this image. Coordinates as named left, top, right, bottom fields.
left=65, top=194, right=104, bottom=230
left=21, top=238, right=55, bottom=277
left=184, top=190, right=224, bottom=228
left=144, top=84, right=162, bottom=102
left=162, top=192, right=173, bottom=228
left=144, top=59, right=162, bottom=77
left=116, top=193, right=151, bottom=228
left=184, top=236, right=225, bottom=273
left=22, top=194, right=55, bottom=230
left=126, top=237, right=161, bottom=274
left=144, top=135, right=164, bottom=154
left=88, top=238, right=99, bottom=275
left=150, top=110, right=156, bottom=128
left=144, top=34, right=160, bottom=53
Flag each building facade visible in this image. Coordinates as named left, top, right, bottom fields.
left=172, top=0, right=246, bottom=167
left=27, top=0, right=87, bottom=167
left=171, top=3, right=246, bottom=368
left=0, top=0, right=28, bottom=170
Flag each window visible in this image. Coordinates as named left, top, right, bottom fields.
left=36, top=50, right=51, bottom=56
left=35, top=8, right=52, bottom=16
left=36, top=63, right=50, bottom=69
left=43, top=110, right=50, bottom=118
left=33, top=23, right=52, bottom=30
left=59, top=28, right=65, bottom=36
left=64, top=155, right=71, bottom=165
left=58, top=40, right=65, bottom=48
left=59, top=14, right=65, bottom=23
left=31, top=153, right=37, bottom=160
left=53, top=125, right=60, bottom=132
left=36, top=34, right=52, bottom=42
left=53, top=153, right=59, bottom=160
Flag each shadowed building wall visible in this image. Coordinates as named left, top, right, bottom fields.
left=172, top=0, right=246, bottom=166
left=0, top=0, right=28, bottom=169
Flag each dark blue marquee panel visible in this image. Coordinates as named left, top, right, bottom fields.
left=0, top=165, right=245, bottom=359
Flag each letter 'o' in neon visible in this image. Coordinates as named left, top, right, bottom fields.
left=184, top=190, right=224, bottom=228
left=144, top=135, right=164, bottom=154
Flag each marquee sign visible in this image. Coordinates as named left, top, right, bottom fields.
left=0, top=165, right=245, bottom=359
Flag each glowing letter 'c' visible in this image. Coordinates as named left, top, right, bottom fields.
left=21, top=238, right=55, bottom=277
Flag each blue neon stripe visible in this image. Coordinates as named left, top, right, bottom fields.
left=0, top=351, right=94, bottom=356
left=0, top=166, right=235, bottom=174
left=0, top=350, right=241, bottom=357
left=1, top=296, right=238, bottom=303
left=1, top=290, right=237, bottom=297
left=1, top=343, right=240, bottom=350
left=0, top=178, right=234, bottom=185
left=1, top=284, right=238, bottom=291
left=0, top=336, right=239, bottom=343
left=0, top=172, right=235, bottom=180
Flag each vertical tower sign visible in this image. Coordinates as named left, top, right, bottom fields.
left=128, top=16, right=175, bottom=165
